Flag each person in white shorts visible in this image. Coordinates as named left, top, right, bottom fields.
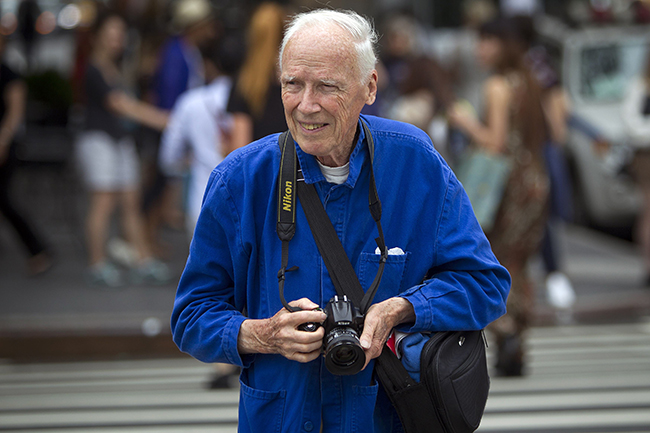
left=77, top=10, right=171, bottom=287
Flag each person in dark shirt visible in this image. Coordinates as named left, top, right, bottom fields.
left=76, top=11, right=170, bottom=287
left=0, top=33, right=52, bottom=275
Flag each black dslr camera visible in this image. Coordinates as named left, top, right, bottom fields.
left=299, top=295, right=366, bottom=376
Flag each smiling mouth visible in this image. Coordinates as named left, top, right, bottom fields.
left=300, top=122, right=327, bottom=131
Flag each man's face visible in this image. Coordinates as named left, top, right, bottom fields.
left=280, top=24, right=377, bottom=167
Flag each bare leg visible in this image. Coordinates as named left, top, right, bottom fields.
left=488, top=259, right=531, bottom=376
left=120, top=188, right=171, bottom=284
left=119, top=188, right=152, bottom=263
left=86, top=191, right=118, bottom=266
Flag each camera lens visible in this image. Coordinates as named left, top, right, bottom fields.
left=334, top=346, right=356, bottom=363
left=324, top=327, right=366, bottom=375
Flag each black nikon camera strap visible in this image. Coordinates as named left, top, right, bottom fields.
left=276, top=120, right=387, bottom=314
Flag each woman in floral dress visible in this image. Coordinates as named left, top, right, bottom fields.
left=449, top=17, right=549, bottom=376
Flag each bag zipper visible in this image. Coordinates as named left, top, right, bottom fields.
left=451, top=333, right=484, bottom=380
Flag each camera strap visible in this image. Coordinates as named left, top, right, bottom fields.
left=276, top=120, right=387, bottom=314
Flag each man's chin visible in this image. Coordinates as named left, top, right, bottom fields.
left=296, top=141, right=328, bottom=158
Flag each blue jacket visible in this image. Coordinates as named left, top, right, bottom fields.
left=171, top=115, right=510, bottom=433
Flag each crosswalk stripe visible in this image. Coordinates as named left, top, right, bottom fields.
left=0, top=390, right=241, bottom=412
left=0, top=407, right=239, bottom=430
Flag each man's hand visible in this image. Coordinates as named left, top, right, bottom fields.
left=238, top=298, right=327, bottom=363
left=359, top=297, right=415, bottom=370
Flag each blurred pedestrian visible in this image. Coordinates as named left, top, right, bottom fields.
left=379, top=14, right=421, bottom=116
left=159, top=41, right=238, bottom=237
left=622, top=53, right=650, bottom=287
left=0, top=33, right=52, bottom=275
left=386, top=53, right=456, bottom=157
left=226, top=2, right=287, bottom=147
left=430, top=0, right=496, bottom=122
left=144, top=0, right=218, bottom=256
left=449, top=17, right=549, bottom=376
left=426, top=1, right=498, bottom=164
left=514, top=14, right=577, bottom=314
left=76, top=11, right=170, bottom=287
left=153, top=0, right=217, bottom=111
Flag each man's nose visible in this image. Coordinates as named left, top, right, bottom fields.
left=297, top=87, right=321, bottom=114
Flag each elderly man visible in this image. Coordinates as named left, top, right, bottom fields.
left=171, top=9, right=510, bottom=433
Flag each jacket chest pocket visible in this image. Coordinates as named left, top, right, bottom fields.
left=357, top=251, right=410, bottom=303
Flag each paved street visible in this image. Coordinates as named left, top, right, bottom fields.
left=2, top=321, right=649, bottom=432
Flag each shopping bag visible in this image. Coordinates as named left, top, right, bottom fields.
left=455, top=149, right=512, bottom=232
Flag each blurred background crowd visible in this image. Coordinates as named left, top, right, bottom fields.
left=1, top=0, right=650, bottom=369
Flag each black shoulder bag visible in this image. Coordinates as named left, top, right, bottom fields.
left=276, top=121, right=490, bottom=433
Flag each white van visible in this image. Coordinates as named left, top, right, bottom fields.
left=537, top=16, right=650, bottom=228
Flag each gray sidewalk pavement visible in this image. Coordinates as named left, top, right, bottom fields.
left=0, top=163, right=191, bottom=359
left=531, top=223, right=650, bottom=324
left=1, top=161, right=649, bottom=360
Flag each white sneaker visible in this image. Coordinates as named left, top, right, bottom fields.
left=107, top=238, right=138, bottom=268
left=88, top=262, right=124, bottom=288
left=546, top=272, right=576, bottom=310
left=131, top=258, right=172, bottom=285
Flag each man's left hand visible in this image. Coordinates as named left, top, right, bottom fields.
left=359, top=297, right=415, bottom=371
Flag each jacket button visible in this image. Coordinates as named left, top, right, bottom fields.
left=303, top=421, right=314, bottom=431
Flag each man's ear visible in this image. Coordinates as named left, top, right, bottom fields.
left=365, top=70, right=378, bottom=105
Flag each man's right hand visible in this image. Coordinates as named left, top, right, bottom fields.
left=237, top=298, right=326, bottom=363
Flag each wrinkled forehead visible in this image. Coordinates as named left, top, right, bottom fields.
left=281, top=23, right=357, bottom=71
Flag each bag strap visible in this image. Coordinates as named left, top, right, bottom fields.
left=276, top=120, right=387, bottom=314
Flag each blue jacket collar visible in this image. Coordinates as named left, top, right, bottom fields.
left=295, top=116, right=369, bottom=188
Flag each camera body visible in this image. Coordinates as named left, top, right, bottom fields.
left=299, top=295, right=366, bottom=376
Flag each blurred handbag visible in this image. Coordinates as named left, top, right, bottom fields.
left=455, top=149, right=512, bottom=232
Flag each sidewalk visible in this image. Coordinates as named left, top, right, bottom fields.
left=0, top=215, right=190, bottom=359
left=0, top=162, right=191, bottom=360
left=532, top=224, right=650, bottom=324
left=1, top=162, right=649, bottom=361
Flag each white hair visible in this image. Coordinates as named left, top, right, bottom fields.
left=279, top=9, right=378, bottom=83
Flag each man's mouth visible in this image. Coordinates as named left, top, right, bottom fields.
left=300, top=122, right=326, bottom=131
